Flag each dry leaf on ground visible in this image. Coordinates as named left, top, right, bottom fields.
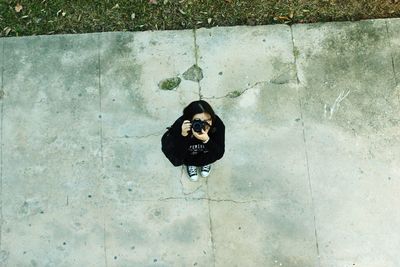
left=15, top=3, right=23, bottom=13
left=4, top=27, right=12, bottom=36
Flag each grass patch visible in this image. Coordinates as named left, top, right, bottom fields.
left=1, top=0, right=400, bottom=37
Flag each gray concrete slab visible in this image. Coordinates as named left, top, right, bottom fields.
left=1, top=18, right=400, bottom=267
left=99, top=31, right=199, bottom=139
left=1, top=35, right=105, bottom=266
left=3, top=34, right=100, bottom=107
left=2, top=204, right=105, bottom=266
left=196, top=25, right=307, bottom=202
left=210, top=200, right=318, bottom=267
left=293, top=19, right=400, bottom=267
left=103, top=199, right=213, bottom=266
left=2, top=35, right=103, bottom=215
left=293, top=19, right=398, bottom=134
left=2, top=101, right=103, bottom=215
left=202, top=83, right=308, bottom=202
left=196, top=25, right=319, bottom=265
left=196, top=25, right=297, bottom=98
left=101, top=135, right=208, bottom=201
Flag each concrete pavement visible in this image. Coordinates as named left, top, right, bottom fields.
left=0, top=18, right=399, bottom=266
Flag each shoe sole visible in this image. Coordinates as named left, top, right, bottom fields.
left=200, top=172, right=210, bottom=178
left=188, top=176, right=199, bottom=182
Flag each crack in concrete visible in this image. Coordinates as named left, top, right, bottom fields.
left=179, top=174, right=204, bottom=196
left=298, top=99, right=321, bottom=266
left=202, top=80, right=270, bottom=100
left=183, top=185, right=203, bottom=196
left=193, top=28, right=202, bottom=100
left=98, top=35, right=108, bottom=267
left=290, top=25, right=301, bottom=84
left=98, top=37, right=104, bottom=168
left=291, top=25, right=321, bottom=267
left=205, top=177, right=216, bottom=267
left=385, top=20, right=398, bottom=87
left=103, top=221, right=108, bottom=267
left=116, top=130, right=164, bottom=139
left=193, top=28, right=199, bottom=67
left=385, top=20, right=400, bottom=106
left=179, top=167, right=185, bottom=195
left=157, top=196, right=259, bottom=203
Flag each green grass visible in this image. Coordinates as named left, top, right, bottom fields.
left=1, top=0, right=400, bottom=37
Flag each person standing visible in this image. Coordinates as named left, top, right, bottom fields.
left=162, top=100, right=225, bottom=181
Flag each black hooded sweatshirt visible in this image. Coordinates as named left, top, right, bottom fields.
left=161, top=115, right=225, bottom=167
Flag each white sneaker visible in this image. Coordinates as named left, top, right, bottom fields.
left=200, top=164, right=211, bottom=178
left=186, top=165, right=199, bottom=182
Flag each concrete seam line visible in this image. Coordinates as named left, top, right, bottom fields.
left=98, top=34, right=108, bottom=267
left=291, top=24, right=322, bottom=266
left=290, top=25, right=301, bottom=84
left=297, top=95, right=322, bottom=266
left=193, top=28, right=202, bottom=100
left=385, top=20, right=398, bottom=87
left=98, top=34, right=104, bottom=169
left=205, top=177, right=216, bottom=267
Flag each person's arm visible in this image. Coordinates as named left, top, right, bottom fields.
left=169, top=116, right=191, bottom=160
left=204, top=117, right=225, bottom=161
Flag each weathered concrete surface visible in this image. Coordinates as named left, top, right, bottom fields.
left=196, top=25, right=297, bottom=99
left=196, top=25, right=318, bottom=266
left=99, top=31, right=199, bottom=139
left=0, top=19, right=399, bottom=267
left=103, top=200, right=213, bottom=266
left=210, top=200, right=317, bottom=267
left=2, top=34, right=103, bottom=214
left=293, top=19, right=400, bottom=267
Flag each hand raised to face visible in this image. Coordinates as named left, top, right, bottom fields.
left=192, top=128, right=209, bottom=142
left=181, top=120, right=191, bottom=137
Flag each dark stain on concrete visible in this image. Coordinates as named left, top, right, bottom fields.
left=227, top=90, right=242, bottom=98
left=183, top=64, right=203, bottom=82
left=167, top=217, right=198, bottom=243
left=270, top=72, right=291, bottom=85
left=158, top=77, right=181, bottom=90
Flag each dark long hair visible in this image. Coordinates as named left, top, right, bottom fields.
left=183, top=100, right=216, bottom=123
